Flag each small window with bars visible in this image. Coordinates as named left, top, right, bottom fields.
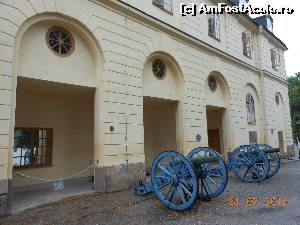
left=242, top=32, right=253, bottom=58
left=271, top=48, right=281, bottom=69
left=13, top=128, right=53, bottom=169
left=153, top=0, right=172, bottom=14
left=208, top=14, right=220, bottom=40
left=249, top=131, right=257, bottom=145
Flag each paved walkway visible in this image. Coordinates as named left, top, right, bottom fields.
left=11, top=182, right=94, bottom=213
left=1, top=161, right=300, bottom=225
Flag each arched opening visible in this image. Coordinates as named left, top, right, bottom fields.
left=274, top=92, right=286, bottom=155
left=244, top=83, right=261, bottom=145
left=205, top=72, right=231, bottom=157
left=142, top=52, right=184, bottom=173
left=11, top=14, right=103, bottom=212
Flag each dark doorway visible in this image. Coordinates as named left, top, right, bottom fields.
left=206, top=106, right=225, bottom=155
left=208, top=129, right=221, bottom=154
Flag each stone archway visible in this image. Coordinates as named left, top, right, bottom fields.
left=205, top=71, right=231, bottom=157
left=10, top=13, right=104, bottom=211
left=142, top=52, right=184, bottom=171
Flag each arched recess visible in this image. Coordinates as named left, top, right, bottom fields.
left=142, top=51, right=184, bottom=171
left=14, top=13, right=104, bottom=86
left=244, top=83, right=261, bottom=144
left=205, top=71, right=231, bottom=157
left=10, top=13, right=104, bottom=192
left=274, top=92, right=286, bottom=155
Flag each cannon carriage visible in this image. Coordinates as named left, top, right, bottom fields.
left=134, top=147, right=228, bottom=211
left=229, top=144, right=281, bottom=183
left=134, top=144, right=280, bottom=211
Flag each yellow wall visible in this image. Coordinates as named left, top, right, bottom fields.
left=0, top=0, right=293, bottom=193
left=120, top=0, right=286, bottom=79
left=13, top=78, right=94, bottom=187
left=143, top=56, right=181, bottom=101
left=265, top=77, right=291, bottom=149
left=18, top=20, right=98, bottom=87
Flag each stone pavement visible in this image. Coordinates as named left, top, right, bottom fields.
left=0, top=160, right=300, bottom=225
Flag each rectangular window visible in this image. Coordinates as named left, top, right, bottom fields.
left=208, top=14, right=220, bottom=40
left=153, top=0, right=172, bottom=13
left=249, top=131, right=257, bottom=144
left=271, top=48, right=280, bottom=69
left=242, top=32, right=253, bottom=58
left=13, top=128, right=53, bottom=169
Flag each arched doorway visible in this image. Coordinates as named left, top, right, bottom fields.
left=142, top=53, right=184, bottom=172
left=205, top=72, right=231, bottom=157
left=11, top=14, right=103, bottom=212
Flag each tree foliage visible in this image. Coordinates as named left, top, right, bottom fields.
left=288, top=72, right=300, bottom=137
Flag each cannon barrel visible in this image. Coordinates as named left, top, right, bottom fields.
left=262, top=148, right=280, bottom=154
left=190, top=156, right=219, bottom=165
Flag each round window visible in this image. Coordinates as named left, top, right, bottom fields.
left=208, top=76, right=217, bottom=92
left=152, top=59, right=166, bottom=80
left=275, top=95, right=280, bottom=105
left=46, top=26, right=75, bottom=57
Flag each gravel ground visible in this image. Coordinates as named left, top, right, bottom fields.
left=1, top=161, right=300, bottom=225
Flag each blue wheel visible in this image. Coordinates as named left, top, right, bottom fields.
left=254, top=144, right=281, bottom=178
left=187, top=147, right=228, bottom=200
left=151, top=151, right=197, bottom=211
left=230, top=145, right=270, bottom=182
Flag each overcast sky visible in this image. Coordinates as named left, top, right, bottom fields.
left=249, top=0, right=299, bottom=76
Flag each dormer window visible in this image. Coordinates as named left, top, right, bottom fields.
left=271, top=48, right=280, bottom=69
left=208, top=14, right=220, bottom=40
left=153, top=0, right=172, bottom=14
left=242, top=31, right=253, bottom=58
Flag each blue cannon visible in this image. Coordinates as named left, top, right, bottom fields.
left=134, top=147, right=228, bottom=211
left=134, top=144, right=280, bottom=211
left=229, top=144, right=281, bottom=183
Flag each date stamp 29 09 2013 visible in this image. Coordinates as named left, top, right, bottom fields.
left=224, top=196, right=288, bottom=207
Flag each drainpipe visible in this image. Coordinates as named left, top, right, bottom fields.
left=257, top=25, right=269, bottom=144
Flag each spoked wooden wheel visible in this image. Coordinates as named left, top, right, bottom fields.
left=254, top=144, right=281, bottom=178
left=151, top=151, right=197, bottom=211
left=187, top=147, right=228, bottom=200
left=231, top=145, right=270, bottom=182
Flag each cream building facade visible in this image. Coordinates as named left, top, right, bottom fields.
left=0, top=0, right=293, bottom=215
